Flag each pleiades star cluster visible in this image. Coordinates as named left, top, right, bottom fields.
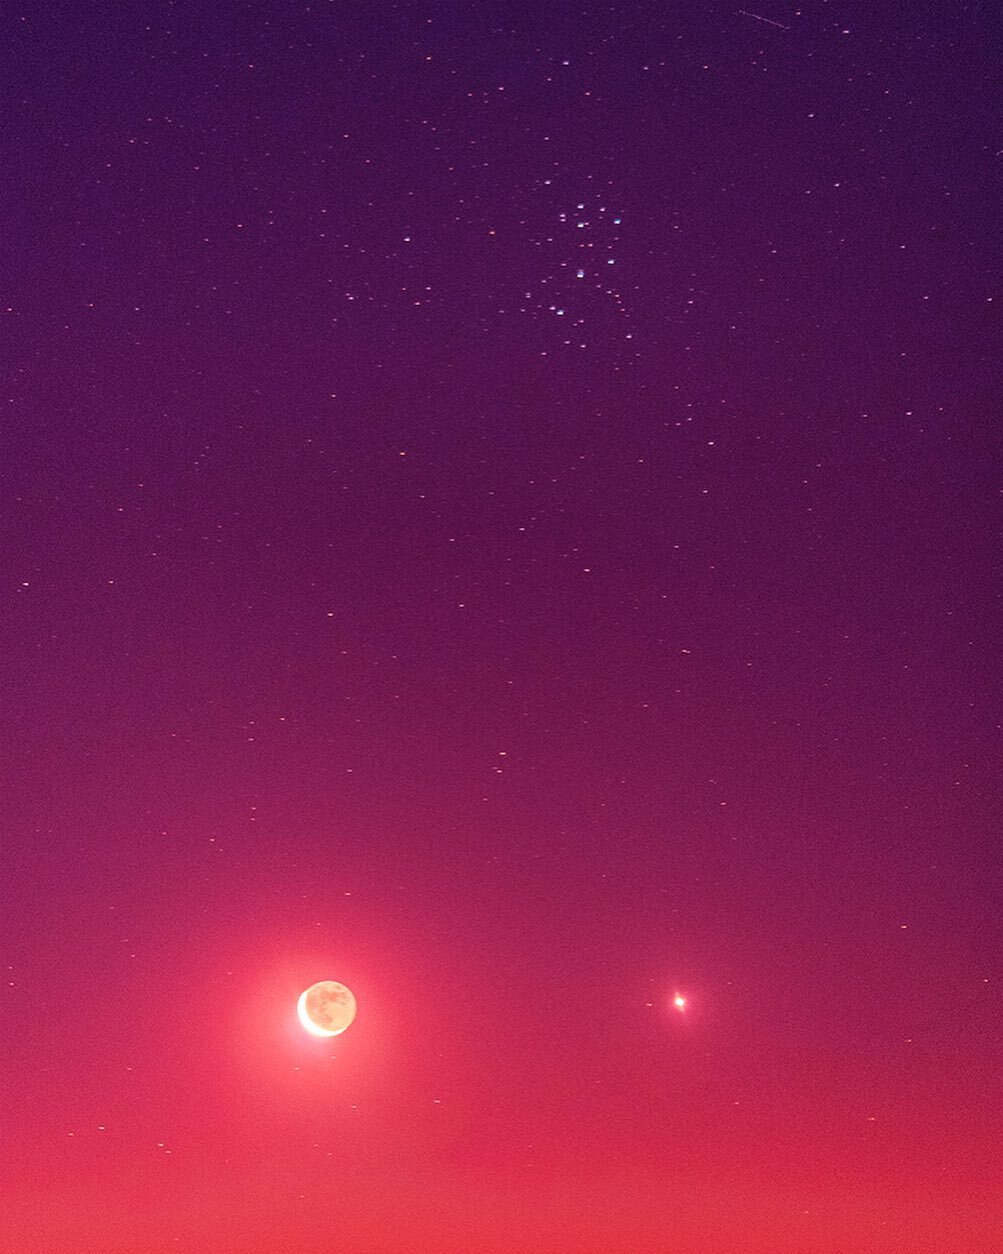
left=2, top=3, right=999, bottom=1251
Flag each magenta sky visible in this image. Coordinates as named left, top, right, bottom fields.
left=2, top=3, right=1000, bottom=1250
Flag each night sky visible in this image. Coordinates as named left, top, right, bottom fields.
left=3, top=3, right=1000, bottom=1251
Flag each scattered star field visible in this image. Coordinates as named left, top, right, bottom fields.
left=2, top=3, right=1000, bottom=1252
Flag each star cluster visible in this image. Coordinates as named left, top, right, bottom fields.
left=1, top=3, right=999, bottom=1252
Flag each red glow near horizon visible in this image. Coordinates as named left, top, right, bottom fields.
left=2, top=2, right=998, bottom=1250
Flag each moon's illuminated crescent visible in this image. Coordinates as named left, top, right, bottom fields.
left=297, top=980, right=357, bottom=1037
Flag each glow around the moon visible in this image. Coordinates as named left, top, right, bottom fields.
left=297, top=980, right=357, bottom=1037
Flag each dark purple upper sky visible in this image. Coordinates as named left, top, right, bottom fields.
left=2, top=3, right=1000, bottom=1251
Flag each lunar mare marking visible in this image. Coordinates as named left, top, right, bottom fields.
left=297, top=980, right=357, bottom=1037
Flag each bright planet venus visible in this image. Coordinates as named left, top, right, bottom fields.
left=297, top=980, right=357, bottom=1037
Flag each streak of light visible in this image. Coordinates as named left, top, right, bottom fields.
left=738, top=10, right=791, bottom=30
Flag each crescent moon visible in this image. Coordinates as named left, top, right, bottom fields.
left=297, top=981, right=357, bottom=1037
left=297, top=989, right=333, bottom=1036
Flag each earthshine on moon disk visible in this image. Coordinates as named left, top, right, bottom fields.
left=297, top=981, right=357, bottom=1037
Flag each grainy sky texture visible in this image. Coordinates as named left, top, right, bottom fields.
left=2, top=3, right=1000, bottom=1251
